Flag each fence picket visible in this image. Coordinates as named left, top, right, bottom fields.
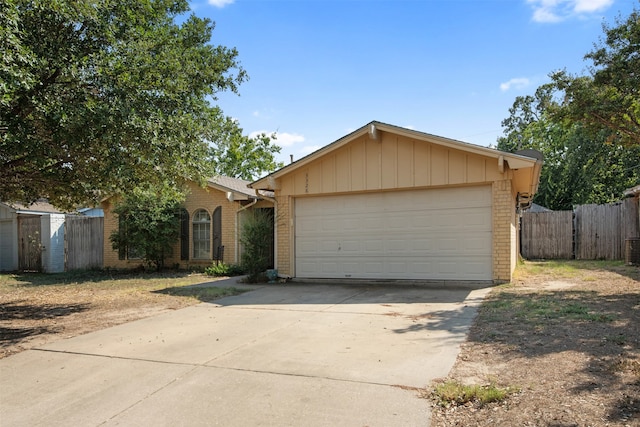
left=522, top=200, right=639, bottom=260
left=65, top=216, right=103, bottom=270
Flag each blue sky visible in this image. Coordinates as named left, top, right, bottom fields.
left=190, top=0, right=637, bottom=164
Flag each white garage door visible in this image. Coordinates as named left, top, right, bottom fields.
left=295, top=186, right=492, bottom=281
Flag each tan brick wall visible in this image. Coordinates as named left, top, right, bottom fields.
left=102, top=182, right=261, bottom=270
left=275, top=195, right=291, bottom=276
left=182, top=181, right=239, bottom=268
left=101, top=197, right=132, bottom=269
left=492, top=179, right=516, bottom=283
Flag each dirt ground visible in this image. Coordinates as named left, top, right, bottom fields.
left=1, top=263, right=638, bottom=426
left=432, top=261, right=640, bottom=427
left=0, top=271, right=227, bottom=359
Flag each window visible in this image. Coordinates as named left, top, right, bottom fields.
left=117, top=213, right=141, bottom=260
left=192, top=209, right=211, bottom=259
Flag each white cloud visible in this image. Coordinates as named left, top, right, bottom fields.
left=526, top=0, right=613, bottom=23
left=208, top=0, right=235, bottom=8
left=274, top=132, right=305, bottom=147
left=500, top=77, right=531, bottom=92
left=574, top=0, right=614, bottom=13
left=299, top=145, right=322, bottom=155
left=249, top=131, right=305, bottom=147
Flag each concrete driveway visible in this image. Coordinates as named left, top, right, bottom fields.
left=0, top=282, right=490, bottom=426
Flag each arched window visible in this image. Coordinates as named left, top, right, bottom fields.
left=192, top=209, right=211, bottom=259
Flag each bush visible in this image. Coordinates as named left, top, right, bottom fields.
left=204, top=262, right=245, bottom=277
left=240, top=209, right=273, bottom=282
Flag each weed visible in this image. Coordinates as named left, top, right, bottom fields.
left=432, top=380, right=517, bottom=408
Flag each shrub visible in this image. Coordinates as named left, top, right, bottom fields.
left=240, top=209, right=273, bottom=282
left=205, top=262, right=245, bottom=277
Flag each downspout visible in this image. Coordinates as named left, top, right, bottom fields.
left=235, top=196, right=259, bottom=265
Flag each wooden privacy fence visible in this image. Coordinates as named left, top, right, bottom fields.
left=65, top=215, right=103, bottom=270
left=521, top=210, right=573, bottom=259
left=521, top=198, right=640, bottom=260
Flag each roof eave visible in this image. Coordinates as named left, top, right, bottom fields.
left=251, top=120, right=542, bottom=191
left=206, top=181, right=256, bottom=201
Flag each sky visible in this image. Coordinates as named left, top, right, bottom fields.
left=189, top=0, right=638, bottom=164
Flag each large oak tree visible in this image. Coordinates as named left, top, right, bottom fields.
left=498, top=6, right=640, bottom=210
left=550, top=8, right=640, bottom=146
left=0, top=0, right=272, bottom=210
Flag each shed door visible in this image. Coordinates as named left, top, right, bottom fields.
left=295, top=186, right=492, bottom=280
left=18, top=215, right=42, bottom=272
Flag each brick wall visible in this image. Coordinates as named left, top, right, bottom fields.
left=275, top=195, right=291, bottom=276
left=102, top=182, right=265, bottom=270
left=492, top=179, right=516, bottom=283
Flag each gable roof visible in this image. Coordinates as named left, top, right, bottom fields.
left=208, top=176, right=255, bottom=199
left=251, top=120, right=542, bottom=193
left=207, top=176, right=274, bottom=200
left=0, top=199, right=65, bottom=214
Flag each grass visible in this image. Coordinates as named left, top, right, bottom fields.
left=513, top=259, right=631, bottom=281
left=2, top=270, right=208, bottom=289
left=432, top=380, right=517, bottom=408
left=0, top=270, right=246, bottom=302
left=483, top=291, right=615, bottom=325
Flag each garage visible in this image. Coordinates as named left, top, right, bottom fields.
left=250, top=121, right=542, bottom=283
left=295, top=186, right=492, bottom=280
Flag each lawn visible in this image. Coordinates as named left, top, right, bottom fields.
left=432, top=260, right=639, bottom=426
left=0, top=270, right=246, bottom=358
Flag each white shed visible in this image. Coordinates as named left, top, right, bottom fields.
left=0, top=201, right=67, bottom=273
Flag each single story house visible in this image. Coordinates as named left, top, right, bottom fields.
left=0, top=200, right=66, bottom=272
left=250, top=121, right=542, bottom=284
left=102, top=176, right=274, bottom=269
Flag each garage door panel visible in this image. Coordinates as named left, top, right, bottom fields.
left=295, top=186, right=492, bottom=280
left=297, top=256, right=492, bottom=280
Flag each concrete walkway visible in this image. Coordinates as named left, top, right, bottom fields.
left=0, top=281, right=491, bottom=426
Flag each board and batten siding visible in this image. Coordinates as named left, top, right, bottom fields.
left=272, top=132, right=520, bottom=282
left=279, top=133, right=506, bottom=196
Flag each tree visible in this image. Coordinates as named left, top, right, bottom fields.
left=498, top=6, right=640, bottom=209
left=498, top=84, right=640, bottom=210
left=550, top=8, right=640, bottom=146
left=1, top=0, right=247, bottom=210
left=208, top=116, right=284, bottom=180
left=109, top=183, right=184, bottom=271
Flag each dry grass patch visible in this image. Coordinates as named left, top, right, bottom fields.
left=0, top=270, right=245, bottom=359
left=432, top=260, right=640, bottom=427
